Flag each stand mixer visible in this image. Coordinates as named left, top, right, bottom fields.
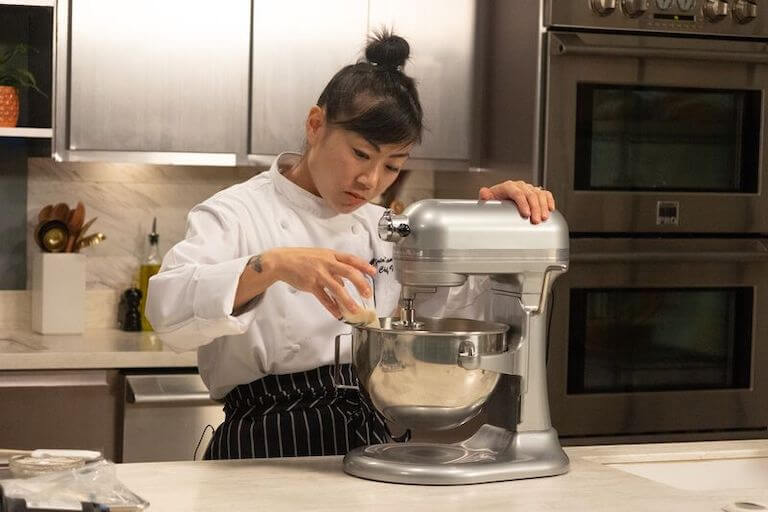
left=335, top=199, right=570, bottom=485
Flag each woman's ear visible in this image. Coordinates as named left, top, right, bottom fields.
left=305, top=105, right=326, bottom=146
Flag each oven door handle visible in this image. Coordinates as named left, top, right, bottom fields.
left=552, top=33, right=768, bottom=64
left=573, top=250, right=768, bottom=263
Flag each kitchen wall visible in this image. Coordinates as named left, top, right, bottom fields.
left=26, top=158, right=256, bottom=291
left=0, top=157, right=435, bottom=329
left=20, top=158, right=434, bottom=310
left=434, top=168, right=531, bottom=199
left=23, top=162, right=522, bottom=289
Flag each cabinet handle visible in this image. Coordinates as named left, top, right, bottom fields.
left=0, top=370, right=109, bottom=388
left=125, top=374, right=218, bottom=406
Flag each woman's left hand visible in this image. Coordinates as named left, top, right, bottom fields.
left=478, top=180, right=556, bottom=224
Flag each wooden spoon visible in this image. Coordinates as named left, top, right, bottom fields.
left=51, top=203, right=70, bottom=223
left=37, top=204, right=53, bottom=223
left=65, top=202, right=86, bottom=252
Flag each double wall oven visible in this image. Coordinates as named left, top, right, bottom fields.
left=540, top=0, right=768, bottom=442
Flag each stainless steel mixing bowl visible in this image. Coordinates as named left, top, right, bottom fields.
left=348, top=317, right=510, bottom=431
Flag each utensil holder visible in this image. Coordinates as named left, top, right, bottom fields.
left=31, top=253, right=86, bottom=334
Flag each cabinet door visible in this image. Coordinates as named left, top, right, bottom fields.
left=249, top=1, right=368, bottom=158
left=0, top=371, right=120, bottom=461
left=66, top=0, right=250, bottom=155
left=369, top=0, right=476, bottom=162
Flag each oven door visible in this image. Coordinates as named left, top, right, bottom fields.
left=544, top=31, right=768, bottom=234
left=547, top=238, right=768, bottom=438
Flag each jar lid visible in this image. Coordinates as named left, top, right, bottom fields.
left=9, top=455, right=85, bottom=478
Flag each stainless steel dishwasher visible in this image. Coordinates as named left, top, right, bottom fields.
left=122, top=372, right=224, bottom=462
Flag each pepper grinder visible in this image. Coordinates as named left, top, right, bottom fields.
left=118, top=287, right=143, bottom=332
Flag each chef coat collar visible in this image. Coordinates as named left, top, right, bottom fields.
left=269, top=152, right=371, bottom=226
left=269, top=152, right=340, bottom=218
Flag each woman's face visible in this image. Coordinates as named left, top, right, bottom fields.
left=305, top=107, right=413, bottom=214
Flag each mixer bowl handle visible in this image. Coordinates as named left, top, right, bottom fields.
left=333, top=333, right=360, bottom=390
left=457, top=340, right=519, bottom=375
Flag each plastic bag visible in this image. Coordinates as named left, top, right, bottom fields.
left=0, top=459, right=148, bottom=511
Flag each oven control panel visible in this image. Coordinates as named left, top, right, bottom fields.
left=548, top=0, right=768, bottom=37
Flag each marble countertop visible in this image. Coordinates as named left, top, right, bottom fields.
left=115, top=439, right=768, bottom=511
left=0, top=329, right=196, bottom=370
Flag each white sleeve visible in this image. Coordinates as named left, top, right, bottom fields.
left=146, top=202, right=261, bottom=352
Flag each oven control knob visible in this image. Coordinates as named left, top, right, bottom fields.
left=622, top=0, right=649, bottom=17
left=733, top=0, right=758, bottom=23
left=591, top=0, right=618, bottom=16
left=703, top=0, right=729, bottom=21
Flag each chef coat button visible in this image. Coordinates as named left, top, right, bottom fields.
left=288, top=287, right=298, bottom=294
left=351, top=224, right=359, bottom=234
left=290, top=344, right=301, bottom=353
left=280, top=220, right=289, bottom=230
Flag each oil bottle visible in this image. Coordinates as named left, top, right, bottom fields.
left=139, top=217, right=161, bottom=331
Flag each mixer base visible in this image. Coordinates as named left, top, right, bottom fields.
left=343, top=424, right=569, bottom=485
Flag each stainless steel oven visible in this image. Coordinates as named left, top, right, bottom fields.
left=547, top=237, right=768, bottom=440
left=484, top=0, right=768, bottom=442
left=543, top=0, right=768, bottom=234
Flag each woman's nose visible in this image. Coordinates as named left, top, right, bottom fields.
left=356, top=168, right=379, bottom=190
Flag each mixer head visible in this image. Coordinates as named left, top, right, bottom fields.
left=379, top=199, right=570, bottom=323
left=378, top=199, right=569, bottom=287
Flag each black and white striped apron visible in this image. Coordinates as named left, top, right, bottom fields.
left=204, top=363, right=399, bottom=459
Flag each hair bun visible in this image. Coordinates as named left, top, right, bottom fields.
left=365, top=30, right=410, bottom=71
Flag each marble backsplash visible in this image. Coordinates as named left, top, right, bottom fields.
left=0, top=289, right=119, bottom=330
left=26, top=157, right=435, bottom=293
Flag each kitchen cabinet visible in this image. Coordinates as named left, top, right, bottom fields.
left=368, top=0, right=479, bottom=165
left=248, top=1, right=368, bottom=162
left=0, top=2, right=53, bottom=289
left=0, top=369, right=217, bottom=463
left=54, top=1, right=483, bottom=169
left=0, top=2, right=52, bottom=135
left=0, top=370, right=122, bottom=461
left=122, top=373, right=224, bottom=463
left=249, top=0, right=481, bottom=170
left=54, top=0, right=251, bottom=165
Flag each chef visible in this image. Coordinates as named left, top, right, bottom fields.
left=146, top=31, right=555, bottom=460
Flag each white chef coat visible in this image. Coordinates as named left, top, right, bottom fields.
left=147, top=152, right=490, bottom=399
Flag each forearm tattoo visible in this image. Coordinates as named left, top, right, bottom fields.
left=248, top=254, right=263, bottom=273
left=233, top=254, right=264, bottom=316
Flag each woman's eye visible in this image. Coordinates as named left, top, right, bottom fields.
left=386, top=165, right=400, bottom=173
left=353, top=148, right=369, bottom=160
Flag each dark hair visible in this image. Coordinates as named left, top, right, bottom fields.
left=316, top=29, right=423, bottom=147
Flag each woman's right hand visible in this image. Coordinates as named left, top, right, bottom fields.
left=263, top=247, right=376, bottom=319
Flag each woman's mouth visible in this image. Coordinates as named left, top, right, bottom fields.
left=345, top=191, right=367, bottom=202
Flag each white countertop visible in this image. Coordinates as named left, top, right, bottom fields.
left=115, top=439, right=768, bottom=511
left=0, top=329, right=196, bottom=370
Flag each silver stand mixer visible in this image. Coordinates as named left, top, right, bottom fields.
left=335, top=199, right=570, bottom=485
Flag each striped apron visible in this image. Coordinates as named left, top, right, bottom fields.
left=203, top=364, right=401, bottom=459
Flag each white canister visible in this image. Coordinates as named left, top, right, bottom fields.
left=31, top=253, right=86, bottom=334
